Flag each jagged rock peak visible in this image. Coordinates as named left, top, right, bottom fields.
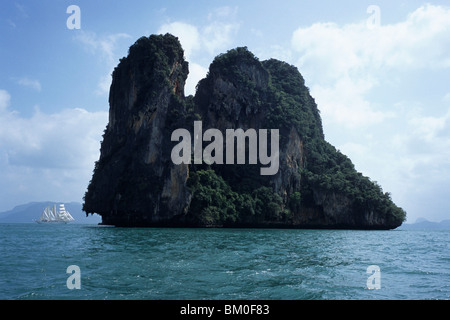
left=83, top=34, right=406, bottom=229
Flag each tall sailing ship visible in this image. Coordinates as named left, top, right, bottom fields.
left=35, top=204, right=75, bottom=223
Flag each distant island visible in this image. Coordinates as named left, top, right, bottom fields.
left=0, top=202, right=101, bottom=224
left=398, top=218, right=450, bottom=230
left=83, top=34, right=406, bottom=229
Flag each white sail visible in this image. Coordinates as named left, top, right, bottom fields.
left=36, top=203, right=75, bottom=223
left=41, top=207, right=53, bottom=221
left=59, top=204, right=75, bottom=221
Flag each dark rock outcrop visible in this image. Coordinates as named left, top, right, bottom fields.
left=83, top=34, right=406, bottom=229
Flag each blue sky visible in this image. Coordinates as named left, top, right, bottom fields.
left=1, top=0, right=449, bottom=223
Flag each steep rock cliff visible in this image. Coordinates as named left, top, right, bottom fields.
left=83, top=34, right=406, bottom=229
left=83, top=35, right=191, bottom=226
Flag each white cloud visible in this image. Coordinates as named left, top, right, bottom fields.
left=388, top=106, right=450, bottom=220
left=293, top=4, right=450, bottom=77
left=291, top=4, right=450, bottom=128
left=74, top=31, right=131, bottom=95
left=75, top=31, right=131, bottom=64
left=258, top=44, right=293, bottom=65
left=14, top=2, right=28, bottom=19
left=0, top=90, right=108, bottom=210
left=443, top=93, right=450, bottom=103
left=15, top=77, right=42, bottom=92
left=203, top=6, right=239, bottom=55
left=157, top=22, right=201, bottom=59
left=158, top=7, right=239, bottom=96
left=1, top=107, right=106, bottom=169
left=311, top=76, right=393, bottom=128
left=185, top=62, right=208, bottom=96
left=207, top=6, right=238, bottom=21
left=202, top=21, right=239, bottom=55
left=289, top=4, right=450, bottom=222
left=6, top=19, right=16, bottom=29
left=158, top=13, right=239, bottom=58
left=336, top=103, right=450, bottom=223
left=0, top=90, right=11, bottom=112
left=392, top=106, right=450, bottom=157
left=157, top=22, right=207, bottom=96
left=95, top=74, right=113, bottom=96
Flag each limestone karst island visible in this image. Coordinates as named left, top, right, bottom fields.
left=83, top=34, right=406, bottom=229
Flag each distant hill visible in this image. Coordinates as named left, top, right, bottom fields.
left=0, top=202, right=101, bottom=224
left=398, top=218, right=450, bottom=230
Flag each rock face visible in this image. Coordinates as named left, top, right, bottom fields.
left=83, top=34, right=406, bottom=229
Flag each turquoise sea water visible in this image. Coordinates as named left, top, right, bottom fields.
left=0, top=223, right=449, bottom=300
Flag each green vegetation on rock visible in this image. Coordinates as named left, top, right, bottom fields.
left=83, top=35, right=406, bottom=229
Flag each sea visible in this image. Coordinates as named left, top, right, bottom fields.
left=0, top=223, right=449, bottom=300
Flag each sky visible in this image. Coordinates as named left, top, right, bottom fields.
left=1, top=0, right=449, bottom=223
